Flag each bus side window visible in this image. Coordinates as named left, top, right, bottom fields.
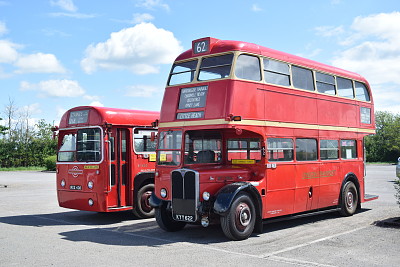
left=296, top=139, right=317, bottom=161
left=235, top=54, right=261, bottom=81
left=267, top=138, right=293, bottom=161
left=292, top=66, right=315, bottom=91
left=264, top=58, right=290, bottom=87
left=354, top=82, right=370, bottom=101
left=341, top=140, right=357, bottom=159
left=320, top=140, right=339, bottom=160
left=337, top=77, right=354, bottom=99
left=316, top=72, right=336, bottom=95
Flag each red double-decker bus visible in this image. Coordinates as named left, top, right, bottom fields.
left=150, top=37, right=378, bottom=240
left=55, top=106, right=159, bottom=218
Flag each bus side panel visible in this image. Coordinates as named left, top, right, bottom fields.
left=293, top=163, right=320, bottom=213
left=264, top=89, right=317, bottom=125
left=264, top=164, right=296, bottom=218
left=317, top=98, right=358, bottom=127
left=318, top=162, right=341, bottom=208
left=230, top=81, right=264, bottom=120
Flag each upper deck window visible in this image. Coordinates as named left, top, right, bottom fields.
left=337, top=77, right=354, bottom=99
left=198, top=54, right=233, bottom=81
left=235, top=54, right=261, bottom=81
left=354, top=82, right=370, bottom=101
left=168, top=60, right=198, bottom=86
left=292, top=66, right=315, bottom=91
left=316, top=72, right=336, bottom=95
left=263, top=58, right=290, bottom=86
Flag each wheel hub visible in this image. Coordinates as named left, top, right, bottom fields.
left=346, top=191, right=354, bottom=208
left=236, top=203, right=251, bottom=228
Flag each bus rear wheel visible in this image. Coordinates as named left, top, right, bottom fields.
left=155, top=202, right=186, bottom=232
left=220, top=192, right=256, bottom=241
left=133, top=183, right=155, bottom=219
left=339, top=181, right=359, bottom=216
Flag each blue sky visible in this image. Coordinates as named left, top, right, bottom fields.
left=1, top=0, right=400, bottom=127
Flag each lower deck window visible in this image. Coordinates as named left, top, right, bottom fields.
left=227, top=138, right=261, bottom=163
left=267, top=138, right=293, bottom=161
left=296, top=139, right=317, bottom=161
left=320, top=140, right=339, bottom=160
left=341, top=140, right=357, bottom=159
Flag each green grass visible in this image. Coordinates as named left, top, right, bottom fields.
left=0, top=166, right=45, bottom=171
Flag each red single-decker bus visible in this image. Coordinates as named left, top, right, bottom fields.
left=150, top=37, right=378, bottom=240
left=55, top=106, right=159, bottom=218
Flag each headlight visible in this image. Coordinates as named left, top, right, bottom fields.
left=61, top=179, right=66, bottom=187
left=88, top=181, right=94, bottom=189
left=202, top=191, right=210, bottom=201
left=160, top=188, right=167, bottom=198
left=88, top=199, right=94, bottom=206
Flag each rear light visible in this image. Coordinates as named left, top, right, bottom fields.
left=60, top=179, right=66, bottom=187
left=88, top=181, right=94, bottom=189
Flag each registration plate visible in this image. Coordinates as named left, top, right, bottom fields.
left=69, top=185, right=82, bottom=190
left=173, top=214, right=195, bottom=222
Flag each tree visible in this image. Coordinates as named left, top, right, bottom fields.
left=365, top=111, right=400, bottom=162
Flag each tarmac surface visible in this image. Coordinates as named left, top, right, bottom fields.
left=0, top=165, right=399, bottom=266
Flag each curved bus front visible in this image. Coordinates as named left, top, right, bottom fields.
left=56, top=106, right=158, bottom=216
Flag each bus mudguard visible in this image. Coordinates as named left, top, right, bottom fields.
left=149, top=192, right=162, bottom=208
left=213, top=182, right=263, bottom=233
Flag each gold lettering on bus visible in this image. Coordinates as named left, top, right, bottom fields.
left=302, top=170, right=336, bottom=180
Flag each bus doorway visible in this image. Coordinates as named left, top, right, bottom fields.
left=109, top=128, right=130, bottom=208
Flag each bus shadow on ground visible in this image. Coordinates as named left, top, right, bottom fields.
left=0, top=210, right=141, bottom=227
left=58, top=208, right=372, bottom=246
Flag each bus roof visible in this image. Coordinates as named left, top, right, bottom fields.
left=175, top=37, right=365, bottom=82
left=58, top=106, right=159, bottom=128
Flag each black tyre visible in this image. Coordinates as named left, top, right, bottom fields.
left=339, top=181, right=359, bottom=216
left=220, top=192, right=256, bottom=241
left=133, top=183, right=155, bottom=219
left=155, top=202, right=186, bottom=232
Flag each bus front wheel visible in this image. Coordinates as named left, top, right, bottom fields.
left=339, top=181, right=359, bottom=216
left=155, top=203, right=186, bottom=232
left=133, top=183, right=155, bottom=219
left=220, top=192, right=256, bottom=241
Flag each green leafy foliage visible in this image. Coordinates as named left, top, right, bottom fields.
left=0, top=119, right=57, bottom=168
left=365, top=111, right=400, bottom=163
left=44, top=155, right=57, bottom=171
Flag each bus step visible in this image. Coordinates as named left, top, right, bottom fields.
left=364, top=194, right=379, bottom=202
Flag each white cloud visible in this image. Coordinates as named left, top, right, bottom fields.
left=0, top=21, right=8, bottom=36
left=314, top=26, right=344, bottom=37
left=132, top=13, right=154, bottom=24
left=81, top=23, right=182, bottom=74
left=332, top=12, right=400, bottom=86
left=50, top=0, right=77, bottom=12
left=20, top=79, right=85, bottom=97
left=136, top=0, right=170, bottom=12
left=88, top=101, right=104, bottom=107
left=251, top=4, right=262, bottom=12
left=14, top=53, right=66, bottom=74
left=49, top=12, right=96, bottom=19
left=125, top=84, right=160, bottom=97
left=0, top=40, right=20, bottom=63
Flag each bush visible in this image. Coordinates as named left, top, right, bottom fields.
left=44, top=155, right=57, bottom=171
